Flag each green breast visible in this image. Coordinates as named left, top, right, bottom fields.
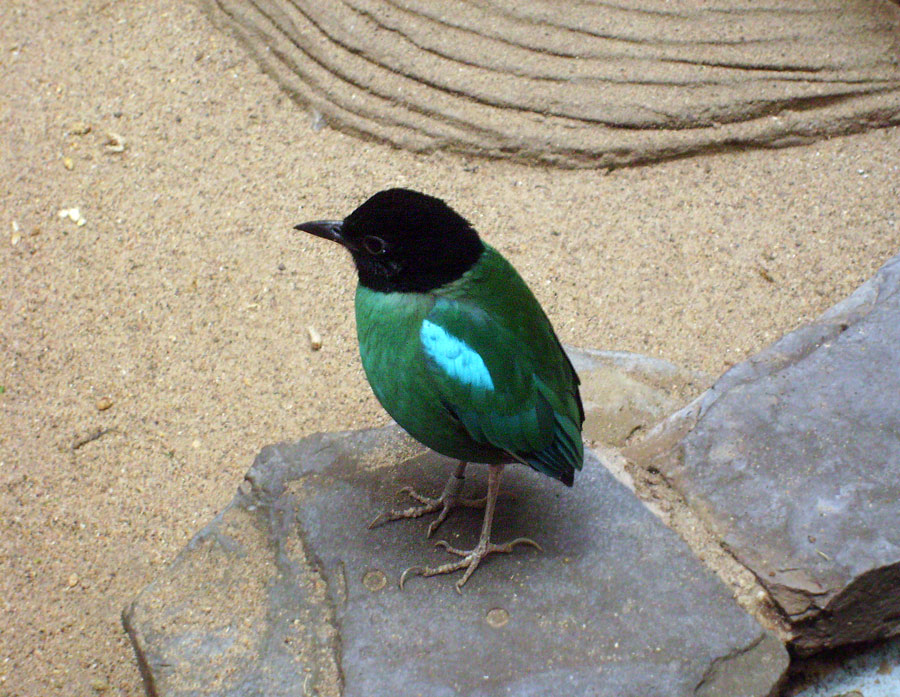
left=354, top=285, right=506, bottom=463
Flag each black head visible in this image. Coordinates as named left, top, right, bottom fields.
left=294, top=188, right=484, bottom=293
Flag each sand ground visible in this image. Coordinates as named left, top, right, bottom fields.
left=2, top=1, right=899, bottom=694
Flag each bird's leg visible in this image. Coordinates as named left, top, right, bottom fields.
left=367, top=462, right=486, bottom=538
left=400, top=464, right=542, bottom=592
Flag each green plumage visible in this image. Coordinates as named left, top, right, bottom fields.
left=356, top=245, right=584, bottom=485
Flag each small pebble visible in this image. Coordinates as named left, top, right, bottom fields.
left=96, top=397, right=113, bottom=411
left=308, top=326, right=322, bottom=351
left=70, top=122, right=91, bottom=135
left=90, top=678, right=109, bottom=692
left=58, top=207, right=86, bottom=226
left=67, top=573, right=79, bottom=587
left=63, top=156, right=74, bottom=170
left=104, top=132, right=125, bottom=153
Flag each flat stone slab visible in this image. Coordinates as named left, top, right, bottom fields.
left=124, top=426, right=787, bottom=696
left=203, top=0, right=900, bottom=167
left=626, top=253, right=900, bottom=655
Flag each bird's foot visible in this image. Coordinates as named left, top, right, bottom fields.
left=400, top=537, right=542, bottom=593
left=367, top=475, right=485, bottom=538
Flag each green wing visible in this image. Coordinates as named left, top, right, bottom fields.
left=419, top=296, right=584, bottom=485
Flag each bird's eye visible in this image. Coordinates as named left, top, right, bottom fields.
left=362, top=235, right=388, bottom=255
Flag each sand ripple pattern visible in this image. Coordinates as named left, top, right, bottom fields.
left=203, top=0, right=900, bottom=167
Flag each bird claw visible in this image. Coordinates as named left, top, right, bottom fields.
left=378, top=464, right=540, bottom=592
left=426, top=505, right=451, bottom=538
left=367, top=473, right=484, bottom=536
left=502, top=537, right=544, bottom=553
left=433, top=539, right=461, bottom=555
left=366, top=511, right=389, bottom=530
left=398, top=486, right=432, bottom=506
left=400, top=536, right=543, bottom=592
left=367, top=489, right=442, bottom=530
left=398, top=565, right=427, bottom=590
left=435, top=537, right=542, bottom=558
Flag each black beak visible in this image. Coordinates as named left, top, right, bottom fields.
left=293, top=219, right=347, bottom=246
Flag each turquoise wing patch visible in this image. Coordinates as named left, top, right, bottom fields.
left=418, top=299, right=553, bottom=453
left=420, top=319, right=495, bottom=391
left=418, top=296, right=584, bottom=484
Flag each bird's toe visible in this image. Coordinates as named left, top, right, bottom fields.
left=399, top=565, right=428, bottom=589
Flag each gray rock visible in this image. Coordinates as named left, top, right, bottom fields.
left=122, top=482, right=342, bottom=697
left=625, top=253, right=900, bottom=655
left=125, top=426, right=787, bottom=696
left=202, top=0, right=900, bottom=168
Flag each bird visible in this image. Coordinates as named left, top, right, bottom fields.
left=295, top=188, right=584, bottom=591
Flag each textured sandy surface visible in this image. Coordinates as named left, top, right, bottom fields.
left=1, top=1, right=900, bottom=694
left=205, top=0, right=900, bottom=167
